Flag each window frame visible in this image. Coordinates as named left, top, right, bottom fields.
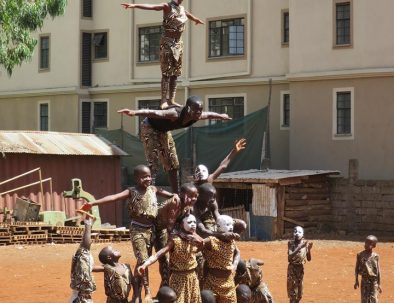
left=281, top=9, right=289, bottom=46
left=37, top=101, right=50, bottom=131
left=137, top=24, right=162, bottom=64
left=333, top=0, right=353, bottom=48
left=205, top=93, right=247, bottom=125
left=206, top=15, right=246, bottom=61
left=92, top=30, right=109, bottom=61
left=280, top=91, right=290, bottom=130
left=332, top=87, right=354, bottom=140
left=81, top=0, right=93, bottom=19
left=135, top=97, right=161, bottom=134
left=39, top=34, right=50, bottom=72
left=80, top=99, right=109, bottom=133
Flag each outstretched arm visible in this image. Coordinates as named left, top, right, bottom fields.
left=121, top=2, right=168, bottom=12
left=207, top=138, right=246, bottom=182
left=200, top=111, right=232, bottom=121
left=185, top=11, right=204, bottom=25
left=117, top=108, right=178, bottom=120
left=89, top=189, right=130, bottom=207
left=197, top=221, right=239, bottom=241
left=138, top=239, right=174, bottom=275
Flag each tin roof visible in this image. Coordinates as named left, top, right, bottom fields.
left=0, top=131, right=127, bottom=156
left=214, top=169, right=340, bottom=184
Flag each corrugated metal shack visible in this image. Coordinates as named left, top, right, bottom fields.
left=214, top=169, right=339, bottom=240
left=0, top=131, right=127, bottom=226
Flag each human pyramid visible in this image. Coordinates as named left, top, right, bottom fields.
left=68, top=2, right=382, bottom=303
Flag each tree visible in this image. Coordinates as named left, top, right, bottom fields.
left=0, top=0, right=67, bottom=75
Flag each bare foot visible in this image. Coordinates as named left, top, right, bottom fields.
left=168, top=100, right=182, bottom=107
left=160, top=101, right=169, bottom=109
left=144, top=294, right=153, bottom=303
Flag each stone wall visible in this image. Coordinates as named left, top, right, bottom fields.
left=329, top=177, right=394, bottom=237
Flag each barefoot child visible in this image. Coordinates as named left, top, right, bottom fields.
left=138, top=213, right=203, bottom=303
left=98, top=246, right=133, bottom=303
left=69, top=212, right=102, bottom=303
left=235, top=259, right=275, bottom=303
left=81, top=164, right=176, bottom=303
left=287, top=226, right=312, bottom=303
left=354, top=235, right=382, bottom=303
left=121, top=1, right=204, bottom=108
left=202, top=215, right=240, bottom=303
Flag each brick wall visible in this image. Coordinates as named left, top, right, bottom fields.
left=329, top=177, right=394, bottom=236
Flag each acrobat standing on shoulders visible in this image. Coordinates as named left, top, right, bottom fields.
left=121, top=1, right=204, bottom=108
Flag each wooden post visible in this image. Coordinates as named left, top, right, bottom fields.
left=276, top=186, right=285, bottom=238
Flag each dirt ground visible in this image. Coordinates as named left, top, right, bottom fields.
left=0, top=239, right=393, bottom=303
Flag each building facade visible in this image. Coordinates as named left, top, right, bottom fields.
left=1, top=0, right=394, bottom=179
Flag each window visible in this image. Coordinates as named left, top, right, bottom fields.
left=335, top=1, right=352, bottom=46
left=82, top=0, right=92, bottom=18
left=282, top=11, right=289, bottom=45
left=39, top=102, right=49, bottom=131
left=81, top=32, right=92, bottom=87
left=81, top=101, right=108, bottom=133
left=332, top=88, right=354, bottom=139
left=93, top=32, right=108, bottom=60
left=39, top=35, right=50, bottom=70
left=137, top=99, right=161, bottom=133
left=208, top=96, right=244, bottom=124
left=138, top=26, right=162, bottom=62
left=209, top=18, right=244, bottom=58
left=280, top=92, right=290, bottom=129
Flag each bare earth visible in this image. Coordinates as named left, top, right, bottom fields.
left=0, top=240, right=393, bottom=303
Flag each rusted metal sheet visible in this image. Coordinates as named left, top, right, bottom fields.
left=215, top=169, right=340, bottom=184
left=252, top=184, right=277, bottom=217
left=0, top=154, right=124, bottom=226
left=0, top=131, right=127, bottom=156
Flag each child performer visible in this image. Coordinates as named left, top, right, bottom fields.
left=121, top=1, right=204, bottom=108
left=154, top=183, right=198, bottom=287
left=235, top=259, right=275, bottom=303
left=81, top=164, right=176, bottom=303
left=354, top=235, right=382, bottom=303
left=138, top=213, right=203, bottom=303
left=287, top=226, right=312, bottom=303
left=202, top=215, right=240, bottom=303
left=69, top=212, right=102, bottom=303
left=98, top=246, right=133, bottom=303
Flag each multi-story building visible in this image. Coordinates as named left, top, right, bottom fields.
left=1, top=0, right=394, bottom=180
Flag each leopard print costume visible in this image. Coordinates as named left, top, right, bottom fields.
left=203, top=237, right=237, bottom=303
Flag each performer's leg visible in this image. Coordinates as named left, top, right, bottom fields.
left=160, top=75, right=170, bottom=109
left=168, top=76, right=181, bottom=107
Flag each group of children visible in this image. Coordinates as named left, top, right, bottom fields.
left=68, top=140, right=382, bottom=303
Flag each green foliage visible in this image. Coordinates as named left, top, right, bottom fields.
left=0, top=0, right=67, bottom=75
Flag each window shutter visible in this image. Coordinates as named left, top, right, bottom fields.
left=81, top=32, right=92, bottom=87
left=82, top=102, right=91, bottom=133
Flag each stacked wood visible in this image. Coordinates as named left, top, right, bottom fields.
left=283, top=176, right=331, bottom=235
left=0, top=222, right=131, bottom=245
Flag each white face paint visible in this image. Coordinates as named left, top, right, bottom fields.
left=217, top=215, right=234, bottom=233
left=182, top=214, right=197, bottom=233
left=194, top=165, right=209, bottom=181
left=293, top=226, right=304, bottom=240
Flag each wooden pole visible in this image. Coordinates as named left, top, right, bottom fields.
left=0, top=167, right=41, bottom=186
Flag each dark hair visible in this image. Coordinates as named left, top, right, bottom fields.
left=236, top=284, right=252, bottom=300
left=185, top=95, right=202, bottom=107
left=133, top=164, right=150, bottom=177
left=157, top=286, right=177, bottom=301
left=198, top=183, right=216, bottom=194
left=180, top=182, right=197, bottom=194
left=98, top=247, right=112, bottom=264
left=201, top=289, right=216, bottom=303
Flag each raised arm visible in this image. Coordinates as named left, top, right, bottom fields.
left=89, top=189, right=130, bottom=207
left=121, top=2, right=169, bottom=12
left=207, top=138, right=246, bottom=182
left=200, top=111, right=232, bottom=121
left=117, top=108, right=178, bottom=120
left=185, top=11, right=204, bottom=25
